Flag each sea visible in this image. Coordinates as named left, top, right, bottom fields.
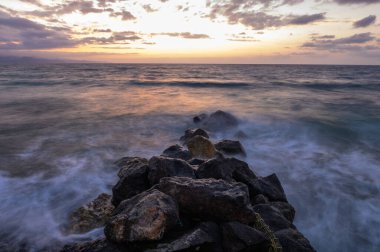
left=0, top=64, right=379, bottom=251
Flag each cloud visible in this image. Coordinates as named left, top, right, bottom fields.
left=288, top=13, right=325, bottom=25
left=332, top=0, right=380, bottom=4
left=110, top=10, right=136, bottom=20
left=81, top=31, right=142, bottom=45
left=353, top=15, right=376, bottom=28
left=142, top=4, right=157, bottom=13
left=97, top=0, right=117, bottom=8
left=93, top=28, right=112, bottom=33
left=154, top=32, right=210, bottom=39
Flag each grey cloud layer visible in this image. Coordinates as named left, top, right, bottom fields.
left=353, top=15, right=376, bottom=28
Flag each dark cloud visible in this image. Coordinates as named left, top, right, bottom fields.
left=353, top=15, right=376, bottom=28
left=81, top=31, right=141, bottom=45
left=154, top=32, right=210, bottom=39
left=97, top=0, right=117, bottom=8
left=93, top=28, right=112, bottom=33
left=110, top=10, right=136, bottom=20
left=333, top=0, right=380, bottom=4
left=142, top=5, right=157, bottom=13
left=289, top=13, right=325, bottom=25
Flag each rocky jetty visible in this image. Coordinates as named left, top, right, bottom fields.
left=63, top=111, right=316, bottom=252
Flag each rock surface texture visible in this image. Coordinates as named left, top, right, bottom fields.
left=62, top=111, right=316, bottom=252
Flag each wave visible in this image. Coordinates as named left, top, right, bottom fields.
left=128, top=80, right=251, bottom=88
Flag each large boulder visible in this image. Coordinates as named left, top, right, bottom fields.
left=270, top=201, right=296, bottom=223
left=180, top=128, right=209, bottom=145
left=148, top=156, right=196, bottom=186
left=105, top=189, right=180, bottom=243
left=161, top=144, right=192, bottom=161
left=275, top=229, right=316, bottom=252
left=253, top=204, right=295, bottom=232
left=221, top=222, right=271, bottom=252
left=112, top=160, right=150, bottom=206
left=114, top=157, right=148, bottom=178
left=195, top=110, right=239, bottom=131
left=149, top=222, right=222, bottom=252
left=68, top=193, right=114, bottom=234
left=187, top=135, right=216, bottom=159
left=214, top=140, right=246, bottom=156
left=158, top=177, right=255, bottom=223
left=245, top=174, right=288, bottom=203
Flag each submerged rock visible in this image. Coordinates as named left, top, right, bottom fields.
left=68, top=193, right=114, bottom=234
left=195, top=110, right=239, bottom=131
left=105, top=189, right=180, bottom=243
left=215, top=140, right=246, bottom=156
left=161, top=144, right=192, bottom=161
left=187, top=135, right=216, bottom=159
left=115, top=156, right=148, bottom=178
left=221, top=222, right=271, bottom=252
left=193, top=113, right=208, bottom=124
left=158, top=177, right=255, bottom=223
left=148, top=156, right=195, bottom=186
left=180, top=128, right=209, bottom=145
left=275, top=229, right=316, bottom=252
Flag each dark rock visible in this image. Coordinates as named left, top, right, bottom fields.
left=193, top=113, right=208, bottom=124
left=275, top=229, right=316, bottom=252
left=180, top=128, right=209, bottom=145
left=148, top=156, right=195, bottom=186
left=161, top=144, right=192, bottom=161
left=105, top=189, right=180, bottom=243
left=221, top=222, right=271, bottom=252
left=187, top=135, right=216, bottom=159
left=188, top=158, right=206, bottom=166
left=271, top=201, right=296, bottom=223
left=215, top=140, right=246, bottom=156
left=112, top=161, right=150, bottom=206
left=68, top=193, right=114, bottom=234
left=158, top=177, right=255, bottom=223
left=247, top=174, right=288, bottom=203
left=200, top=110, right=239, bottom=131
left=253, top=204, right=295, bottom=232
left=149, top=222, right=222, bottom=252
left=114, top=157, right=148, bottom=178
left=196, top=157, right=257, bottom=185
left=252, top=194, right=269, bottom=205
left=60, top=238, right=123, bottom=252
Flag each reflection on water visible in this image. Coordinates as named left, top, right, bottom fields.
left=0, top=64, right=379, bottom=251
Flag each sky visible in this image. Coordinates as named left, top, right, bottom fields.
left=0, top=0, right=379, bottom=64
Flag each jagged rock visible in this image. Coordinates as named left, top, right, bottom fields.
left=252, top=194, right=269, bottom=205
left=148, top=156, right=195, bottom=186
left=158, top=177, right=255, bottom=223
left=105, top=189, right=180, bottom=243
left=214, top=140, right=246, bottom=156
left=188, top=158, right=206, bottom=166
left=275, top=229, right=316, bottom=252
left=221, top=222, right=271, bottom=252
left=68, top=193, right=114, bottom=234
left=115, top=156, right=148, bottom=178
left=161, top=144, right=192, bottom=161
left=149, top=222, right=222, bottom=252
left=196, top=157, right=257, bottom=186
left=180, top=128, right=209, bottom=145
left=197, top=110, right=239, bottom=131
left=271, top=201, right=296, bottom=223
left=245, top=174, right=288, bottom=203
left=187, top=135, right=216, bottom=159
left=112, top=161, right=150, bottom=206
left=60, top=238, right=123, bottom=252
left=253, top=204, right=295, bottom=232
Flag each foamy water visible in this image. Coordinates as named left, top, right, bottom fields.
left=0, top=64, right=379, bottom=251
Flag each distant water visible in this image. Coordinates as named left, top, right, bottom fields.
left=0, top=64, right=379, bottom=251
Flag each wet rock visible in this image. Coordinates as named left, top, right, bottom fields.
left=161, top=144, right=192, bottom=161
left=196, top=157, right=257, bottom=185
left=180, top=128, right=209, bottom=145
left=114, top=157, right=148, bottom=178
left=148, top=156, right=195, bottom=186
left=187, top=135, right=216, bottom=159
left=253, top=204, right=295, bottom=232
left=105, top=189, right=180, bottom=243
left=221, top=222, right=271, bottom=252
left=193, top=113, right=208, bottom=124
left=112, top=161, right=150, bottom=206
left=158, top=177, right=255, bottom=223
left=245, top=174, right=288, bottom=203
left=60, top=238, right=123, bottom=252
left=214, top=140, right=246, bottom=156
left=68, top=193, right=114, bottom=234
left=271, top=201, right=296, bottom=223
left=199, top=110, right=239, bottom=131
left=252, top=194, right=269, bottom=205
left=275, top=229, right=316, bottom=252
left=188, top=158, right=206, bottom=166
left=149, top=222, right=222, bottom=252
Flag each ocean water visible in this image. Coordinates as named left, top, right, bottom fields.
left=0, top=64, right=379, bottom=251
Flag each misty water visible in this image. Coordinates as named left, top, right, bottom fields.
left=0, top=64, right=379, bottom=251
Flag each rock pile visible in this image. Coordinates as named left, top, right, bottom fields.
left=63, top=111, right=316, bottom=252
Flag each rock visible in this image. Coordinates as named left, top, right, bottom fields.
left=149, top=222, right=222, bottom=252
left=105, top=189, right=180, bottom=243
left=60, top=238, right=123, bottom=252
left=193, top=113, right=208, bottom=124
left=188, top=158, right=206, bottom=166
left=270, top=201, right=296, bottom=223
left=112, top=161, right=150, bottom=206
left=114, top=157, right=148, bottom=178
left=180, top=128, right=209, bottom=145
left=158, top=177, right=255, bottom=223
left=187, top=135, right=216, bottom=159
left=275, top=229, right=316, bottom=252
left=246, top=174, right=288, bottom=203
left=253, top=204, right=295, bottom=232
left=68, top=193, right=114, bottom=234
left=252, top=194, right=269, bottom=205
left=161, top=144, right=192, bottom=161
left=214, top=140, right=246, bottom=156
left=148, top=156, right=195, bottom=186
left=200, top=110, right=239, bottom=131
left=221, top=222, right=271, bottom=252
left=196, top=157, right=257, bottom=186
